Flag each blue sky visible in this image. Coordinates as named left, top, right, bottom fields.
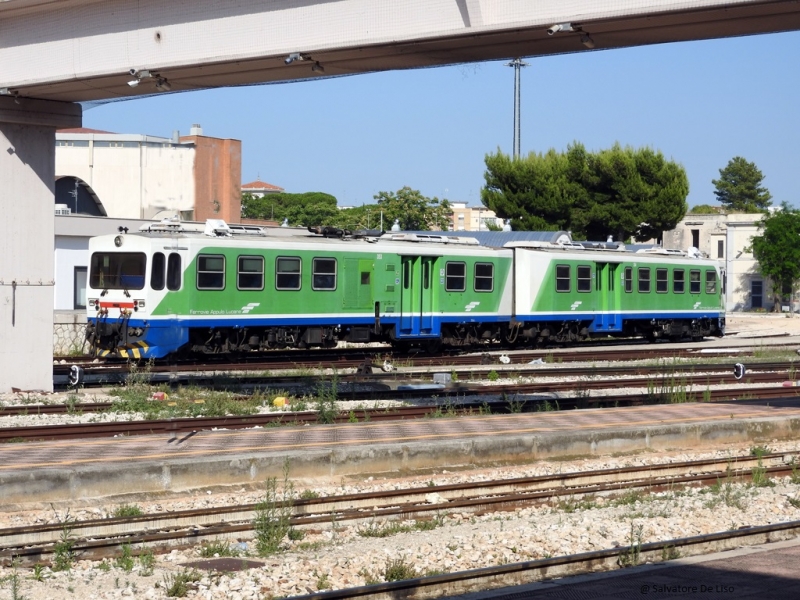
left=85, top=30, right=800, bottom=209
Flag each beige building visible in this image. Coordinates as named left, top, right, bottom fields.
left=450, top=202, right=502, bottom=231
left=55, top=124, right=241, bottom=223
left=663, top=211, right=794, bottom=312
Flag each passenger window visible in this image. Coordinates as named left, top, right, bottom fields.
left=474, top=263, right=494, bottom=292
left=656, top=268, right=668, bottom=293
left=313, top=258, right=337, bottom=290
left=690, top=270, right=701, bottom=294
left=673, top=269, right=685, bottom=294
left=197, top=255, right=225, bottom=290
left=151, top=252, right=165, bottom=291
left=638, top=268, right=650, bottom=293
left=445, top=262, right=466, bottom=292
left=556, top=265, right=570, bottom=292
left=238, top=256, right=264, bottom=290
left=276, top=257, right=301, bottom=290
left=577, top=265, right=591, bottom=292
left=705, top=270, right=717, bottom=294
left=167, top=253, right=181, bottom=291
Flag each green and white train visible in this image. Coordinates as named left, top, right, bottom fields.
left=85, top=220, right=725, bottom=359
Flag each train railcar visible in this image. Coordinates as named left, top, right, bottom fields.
left=85, top=220, right=724, bottom=359
left=509, top=243, right=724, bottom=344
left=85, top=220, right=514, bottom=358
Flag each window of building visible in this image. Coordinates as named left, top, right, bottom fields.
left=717, top=240, right=724, bottom=259
left=691, top=229, right=700, bottom=249
left=638, top=267, right=651, bottom=293
left=673, top=269, right=685, bottom=293
left=705, top=270, right=717, bottom=294
left=90, top=252, right=146, bottom=290
left=312, top=258, right=336, bottom=290
left=577, top=265, right=592, bottom=292
left=624, top=267, right=633, bottom=293
left=276, top=257, right=301, bottom=290
left=656, top=268, right=668, bottom=293
left=474, top=262, right=494, bottom=292
left=238, top=256, right=264, bottom=290
left=197, top=255, right=225, bottom=290
left=556, top=265, right=570, bottom=292
left=690, top=270, right=701, bottom=294
left=73, top=267, right=87, bottom=309
left=167, top=253, right=181, bottom=291
left=445, top=262, right=466, bottom=292
left=151, top=252, right=165, bottom=290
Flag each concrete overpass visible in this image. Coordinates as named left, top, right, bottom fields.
left=2, top=0, right=800, bottom=391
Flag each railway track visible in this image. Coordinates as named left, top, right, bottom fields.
left=287, top=521, right=800, bottom=600
left=1, top=451, right=794, bottom=566
left=52, top=341, right=800, bottom=389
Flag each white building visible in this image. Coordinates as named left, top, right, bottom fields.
left=450, top=202, right=501, bottom=231
left=55, top=125, right=242, bottom=223
left=663, top=211, right=793, bottom=312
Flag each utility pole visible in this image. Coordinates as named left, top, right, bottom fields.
left=506, top=58, right=528, bottom=158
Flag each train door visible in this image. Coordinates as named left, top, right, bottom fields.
left=595, top=262, right=621, bottom=331
left=399, top=255, right=437, bottom=337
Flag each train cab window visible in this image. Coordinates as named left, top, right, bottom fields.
left=276, top=257, right=301, bottom=290
left=556, top=265, right=570, bottom=292
left=577, top=266, right=591, bottom=292
left=705, top=270, right=717, bottom=294
left=238, top=256, right=264, bottom=290
left=690, top=270, right=701, bottom=294
left=673, top=269, right=685, bottom=293
left=90, top=252, right=146, bottom=290
left=474, top=263, right=494, bottom=292
left=312, top=258, right=337, bottom=290
left=624, top=267, right=633, bottom=293
left=638, top=268, right=651, bottom=293
left=167, top=253, right=181, bottom=291
left=151, top=252, right=165, bottom=290
left=197, top=255, right=225, bottom=290
left=445, top=262, right=466, bottom=292
left=656, top=268, right=668, bottom=293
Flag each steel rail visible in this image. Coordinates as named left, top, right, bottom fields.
left=286, top=520, right=800, bottom=600
left=53, top=342, right=798, bottom=381
left=0, top=452, right=793, bottom=564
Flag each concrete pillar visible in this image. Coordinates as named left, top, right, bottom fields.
left=0, top=97, right=81, bottom=393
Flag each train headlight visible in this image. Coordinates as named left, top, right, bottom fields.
left=114, top=235, right=123, bottom=247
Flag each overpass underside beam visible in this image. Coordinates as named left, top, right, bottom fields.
left=2, top=0, right=800, bottom=102
left=0, top=97, right=81, bottom=393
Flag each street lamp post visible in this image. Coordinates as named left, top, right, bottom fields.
left=506, top=58, right=529, bottom=159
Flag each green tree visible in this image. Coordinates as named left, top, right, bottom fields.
left=481, top=147, right=577, bottom=232
left=481, top=143, right=688, bottom=241
left=689, top=204, right=718, bottom=214
left=333, top=204, right=384, bottom=230
left=374, top=187, right=451, bottom=231
left=712, top=157, right=772, bottom=213
left=750, top=203, right=800, bottom=310
left=241, top=192, right=339, bottom=226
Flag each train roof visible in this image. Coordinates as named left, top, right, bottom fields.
left=116, top=219, right=709, bottom=261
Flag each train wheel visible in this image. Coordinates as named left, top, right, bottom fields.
left=425, top=339, right=443, bottom=354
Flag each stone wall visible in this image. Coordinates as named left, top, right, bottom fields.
left=54, top=310, right=87, bottom=356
